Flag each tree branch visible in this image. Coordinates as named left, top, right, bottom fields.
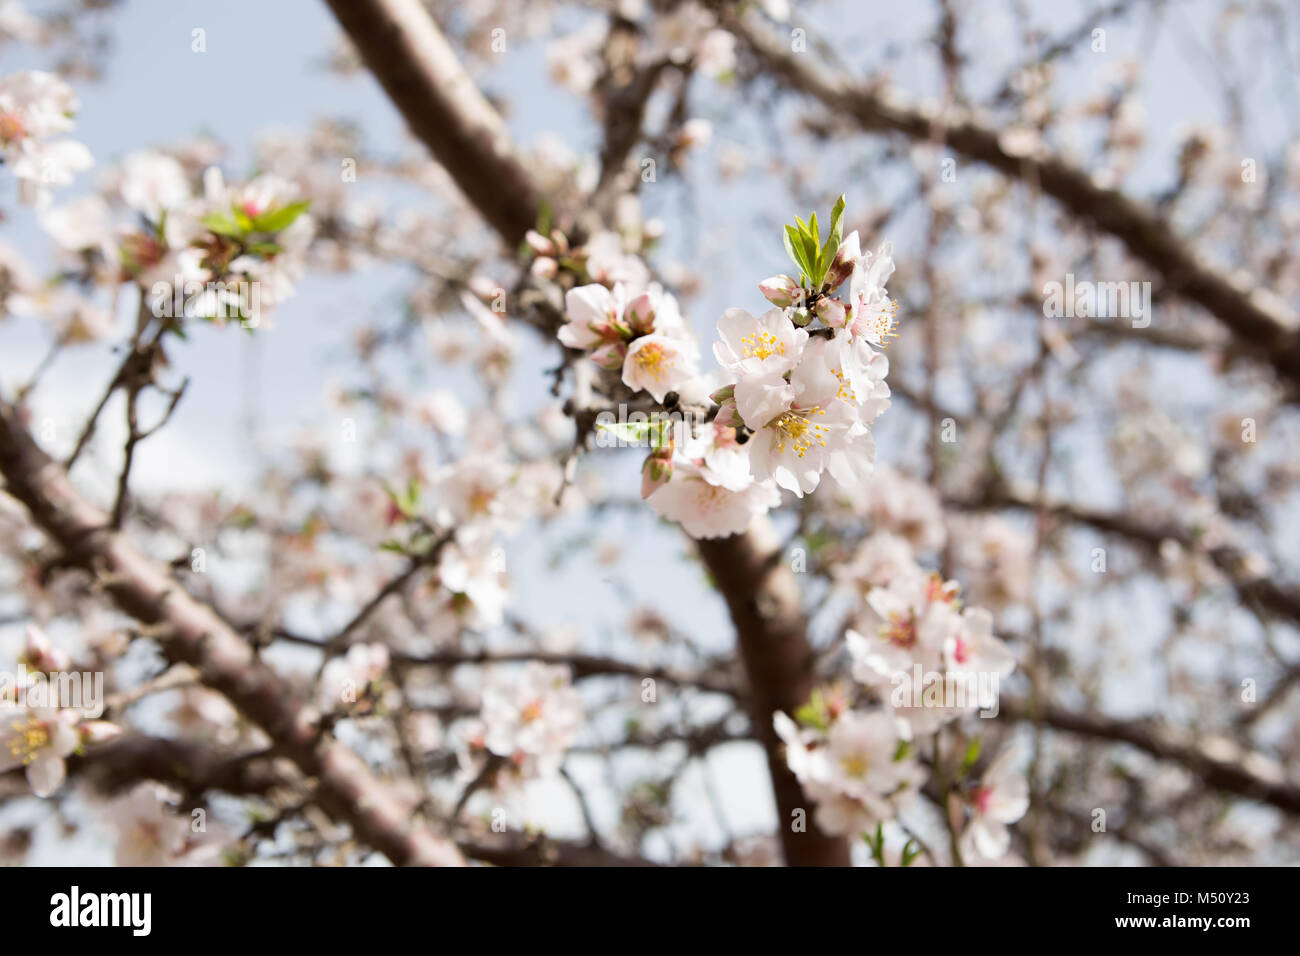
left=0, top=399, right=465, bottom=866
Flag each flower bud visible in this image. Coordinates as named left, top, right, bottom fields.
left=21, top=625, right=70, bottom=674
left=530, top=256, right=558, bottom=279
left=758, top=274, right=801, bottom=308
left=591, top=341, right=627, bottom=371
left=79, top=721, right=122, bottom=746
left=713, top=397, right=744, bottom=429
left=525, top=229, right=556, bottom=257
left=823, top=229, right=861, bottom=291
left=815, top=296, right=847, bottom=328
left=641, top=447, right=674, bottom=499
left=626, top=291, right=656, bottom=334
left=709, top=384, right=735, bottom=405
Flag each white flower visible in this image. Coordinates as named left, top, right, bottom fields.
left=0, top=703, right=80, bottom=797
left=480, top=663, right=584, bottom=775
left=582, top=230, right=650, bottom=288
left=740, top=338, right=855, bottom=496
left=40, top=194, right=115, bottom=256
left=11, top=137, right=92, bottom=205
left=622, top=332, right=697, bottom=402
left=319, top=643, right=390, bottom=712
left=119, top=150, right=191, bottom=221
left=646, top=456, right=779, bottom=539
left=713, top=306, right=806, bottom=379
left=559, top=282, right=628, bottom=349
left=821, top=710, right=920, bottom=811
left=417, top=388, right=468, bottom=436
left=105, top=782, right=226, bottom=867
left=944, top=606, right=1016, bottom=680
left=436, top=530, right=509, bottom=629
left=844, top=241, right=899, bottom=350
left=774, top=708, right=920, bottom=836
left=433, top=454, right=518, bottom=531
left=961, top=748, right=1029, bottom=861
left=833, top=531, right=917, bottom=598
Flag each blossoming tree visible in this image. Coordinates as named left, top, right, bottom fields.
left=0, top=0, right=1298, bottom=867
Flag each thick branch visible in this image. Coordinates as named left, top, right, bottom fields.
left=0, top=400, right=464, bottom=866
left=323, top=0, right=541, bottom=244
left=1002, top=697, right=1300, bottom=815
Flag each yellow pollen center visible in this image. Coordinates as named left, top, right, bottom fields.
left=520, top=700, right=544, bottom=723
left=741, top=330, right=785, bottom=362
left=840, top=754, right=869, bottom=778
left=772, top=408, right=829, bottom=458
left=7, top=717, right=50, bottom=767
left=633, top=342, right=668, bottom=379
left=468, top=486, right=494, bottom=514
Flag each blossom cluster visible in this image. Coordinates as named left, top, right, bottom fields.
left=776, top=532, right=1028, bottom=862
left=0, top=70, right=92, bottom=206
left=0, top=626, right=119, bottom=798
left=551, top=198, right=900, bottom=539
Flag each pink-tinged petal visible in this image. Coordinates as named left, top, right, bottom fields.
left=735, top=373, right=792, bottom=429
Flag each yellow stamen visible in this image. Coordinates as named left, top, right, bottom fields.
left=7, top=717, right=50, bottom=767
left=772, top=408, right=829, bottom=459
left=633, top=342, right=668, bottom=380
left=741, top=330, right=785, bottom=362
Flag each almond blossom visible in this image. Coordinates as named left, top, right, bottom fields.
left=480, top=663, right=584, bottom=776
left=0, top=703, right=83, bottom=797
left=960, top=748, right=1030, bottom=862
left=0, top=70, right=92, bottom=205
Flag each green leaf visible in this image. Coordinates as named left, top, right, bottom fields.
left=961, top=736, right=983, bottom=773
left=794, top=688, right=829, bottom=731
left=200, top=212, right=243, bottom=238
left=251, top=200, right=310, bottom=234
left=822, top=195, right=846, bottom=281
left=783, top=224, right=813, bottom=281
left=901, top=838, right=921, bottom=866
left=799, top=223, right=819, bottom=281
left=595, top=419, right=656, bottom=444
left=829, top=194, right=846, bottom=235
left=233, top=206, right=255, bottom=233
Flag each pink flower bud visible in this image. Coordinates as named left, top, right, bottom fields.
left=823, top=230, right=861, bottom=291
left=815, top=296, right=847, bottom=328
left=641, top=448, right=674, bottom=499
left=709, top=384, right=736, bottom=405
left=592, top=341, right=627, bottom=371
left=525, top=229, right=556, bottom=257
left=530, top=256, right=558, bottom=279
left=22, top=625, right=70, bottom=674
left=626, top=291, right=656, bottom=333
left=713, top=397, right=742, bottom=428
left=79, top=721, right=122, bottom=746
left=759, top=275, right=801, bottom=308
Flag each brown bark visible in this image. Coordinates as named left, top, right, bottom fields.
left=698, top=519, right=851, bottom=865
left=323, top=0, right=540, bottom=244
